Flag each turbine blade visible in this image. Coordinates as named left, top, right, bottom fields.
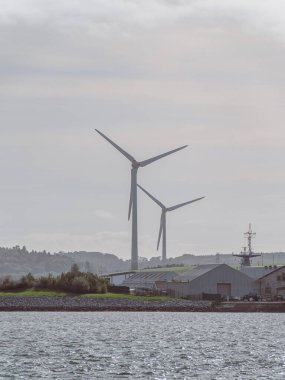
left=139, top=145, right=188, bottom=167
left=137, top=184, right=165, bottom=209
left=95, top=129, right=135, bottom=163
left=157, top=213, right=164, bottom=250
left=167, top=196, right=205, bottom=212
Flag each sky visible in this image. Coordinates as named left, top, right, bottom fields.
left=1, top=0, right=285, bottom=259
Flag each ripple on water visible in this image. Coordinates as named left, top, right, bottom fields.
left=0, top=312, right=284, bottom=379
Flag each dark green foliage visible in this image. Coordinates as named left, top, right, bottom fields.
left=0, top=276, right=19, bottom=291
left=21, top=273, right=36, bottom=288
left=71, top=276, right=90, bottom=293
left=37, top=273, right=56, bottom=289
left=52, top=270, right=108, bottom=293
left=0, top=267, right=108, bottom=294
left=108, top=285, right=130, bottom=294
left=0, top=273, right=36, bottom=291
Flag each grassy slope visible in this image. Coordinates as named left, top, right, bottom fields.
left=82, top=293, right=171, bottom=301
left=0, top=289, right=68, bottom=296
left=0, top=289, right=171, bottom=300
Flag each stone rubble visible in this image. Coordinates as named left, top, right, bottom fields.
left=0, top=296, right=214, bottom=312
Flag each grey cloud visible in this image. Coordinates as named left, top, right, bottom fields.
left=1, top=1, right=285, bottom=36
left=0, top=0, right=285, bottom=256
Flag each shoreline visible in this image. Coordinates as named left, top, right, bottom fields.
left=0, top=296, right=213, bottom=312
left=215, top=301, right=285, bottom=313
left=1, top=296, right=285, bottom=312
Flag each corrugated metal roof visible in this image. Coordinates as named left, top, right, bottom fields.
left=174, top=264, right=223, bottom=282
left=240, top=266, right=277, bottom=279
left=122, top=271, right=177, bottom=287
left=102, top=271, right=136, bottom=277
left=258, top=265, right=285, bottom=280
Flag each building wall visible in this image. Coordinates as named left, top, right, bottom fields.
left=108, top=274, right=129, bottom=286
left=104, top=273, right=134, bottom=285
left=259, top=267, right=285, bottom=299
left=167, top=265, right=256, bottom=298
left=167, top=282, right=197, bottom=299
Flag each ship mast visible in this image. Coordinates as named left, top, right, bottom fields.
left=245, top=223, right=255, bottom=255
left=233, top=223, right=261, bottom=266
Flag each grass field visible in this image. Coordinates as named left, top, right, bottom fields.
left=0, top=289, right=68, bottom=296
left=82, top=293, right=171, bottom=301
left=0, top=289, right=171, bottom=300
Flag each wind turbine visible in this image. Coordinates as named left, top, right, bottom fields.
left=137, top=184, right=204, bottom=263
left=95, top=129, right=187, bottom=270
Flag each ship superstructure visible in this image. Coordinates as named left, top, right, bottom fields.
left=233, top=223, right=261, bottom=266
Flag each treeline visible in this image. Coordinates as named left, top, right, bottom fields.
left=1, top=246, right=284, bottom=277
left=0, top=246, right=73, bottom=277
left=0, top=265, right=108, bottom=294
left=0, top=246, right=127, bottom=276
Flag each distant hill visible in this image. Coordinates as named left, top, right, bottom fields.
left=60, top=251, right=128, bottom=274
left=0, top=246, right=284, bottom=278
left=0, top=246, right=73, bottom=278
left=164, top=252, right=285, bottom=268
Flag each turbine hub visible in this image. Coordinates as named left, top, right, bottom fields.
left=132, top=160, right=140, bottom=169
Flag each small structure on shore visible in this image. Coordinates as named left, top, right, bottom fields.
left=258, top=265, right=285, bottom=300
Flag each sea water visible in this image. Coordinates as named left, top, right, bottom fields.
left=0, top=312, right=284, bottom=379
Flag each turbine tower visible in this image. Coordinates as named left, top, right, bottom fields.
left=95, top=129, right=187, bottom=270
left=137, top=184, right=204, bottom=263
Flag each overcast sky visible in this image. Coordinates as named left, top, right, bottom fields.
left=1, top=0, right=285, bottom=259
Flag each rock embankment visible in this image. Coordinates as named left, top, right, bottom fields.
left=215, top=301, right=285, bottom=313
left=0, top=296, right=213, bottom=312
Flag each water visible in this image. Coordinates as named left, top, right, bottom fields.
left=0, top=312, right=284, bottom=379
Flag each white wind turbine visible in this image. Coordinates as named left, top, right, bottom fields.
left=95, top=129, right=187, bottom=270
left=137, top=184, right=204, bottom=263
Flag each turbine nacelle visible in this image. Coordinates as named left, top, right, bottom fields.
left=132, top=161, right=140, bottom=169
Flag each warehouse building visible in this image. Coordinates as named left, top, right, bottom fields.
left=102, top=271, right=135, bottom=285
left=167, top=264, right=256, bottom=299
left=122, top=271, right=177, bottom=293
left=240, top=265, right=278, bottom=279
left=258, top=265, right=285, bottom=300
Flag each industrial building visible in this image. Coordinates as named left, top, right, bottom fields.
left=167, top=264, right=256, bottom=299
left=104, top=263, right=285, bottom=301
left=102, top=271, right=135, bottom=285
left=122, top=271, right=177, bottom=293
left=240, top=265, right=278, bottom=279
left=258, top=265, right=285, bottom=300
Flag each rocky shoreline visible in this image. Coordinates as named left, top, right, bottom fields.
left=0, top=296, right=213, bottom=312
left=1, top=296, right=285, bottom=312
